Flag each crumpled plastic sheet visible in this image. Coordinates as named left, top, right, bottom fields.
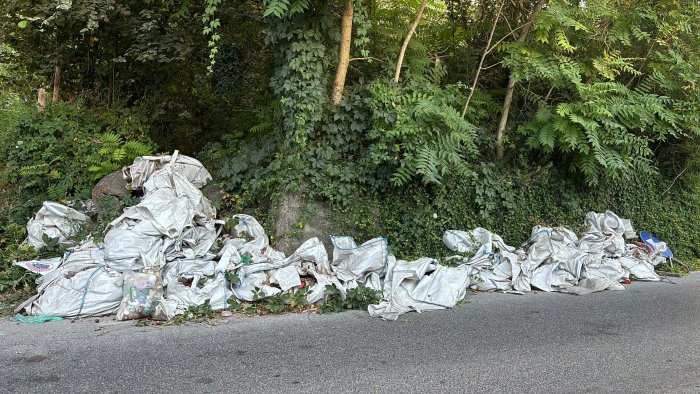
left=232, top=236, right=328, bottom=302
left=11, top=314, right=63, bottom=324
left=443, top=211, right=665, bottom=298
left=368, top=257, right=471, bottom=320
left=15, top=152, right=672, bottom=321
left=331, top=236, right=387, bottom=291
left=558, top=277, right=625, bottom=295
left=25, top=202, right=89, bottom=249
left=443, top=228, right=522, bottom=291
left=123, top=151, right=212, bottom=190
left=16, top=152, right=221, bottom=319
left=17, top=248, right=124, bottom=318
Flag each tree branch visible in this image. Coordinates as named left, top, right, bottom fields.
left=495, top=0, right=547, bottom=160
left=349, top=56, right=387, bottom=63
left=393, top=0, right=428, bottom=83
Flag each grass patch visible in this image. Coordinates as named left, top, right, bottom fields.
left=0, top=287, right=34, bottom=317
left=656, top=258, right=700, bottom=276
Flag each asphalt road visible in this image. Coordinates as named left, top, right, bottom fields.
left=2, top=274, right=700, bottom=393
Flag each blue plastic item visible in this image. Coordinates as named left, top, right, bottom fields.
left=11, top=314, right=64, bottom=324
left=639, top=231, right=673, bottom=259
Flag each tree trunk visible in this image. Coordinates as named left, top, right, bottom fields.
left=393, top=0, right=428, bottom=83
left=108, top=61, right=115, bottom=109
left=462, top=1, right=504, bottom=118
left=52, top=66, right=62, bottom=103
left=495, top=0, right=546, bottom=160
left=331, top=0, right=354, bottom=105
left=37, top=88, right=47, bottom=113
left=495, top=77, right=516, bottom=159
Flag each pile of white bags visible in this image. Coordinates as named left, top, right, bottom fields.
left=443, top=211, right=665, bottom=296
left=14, top=152, right=672, bottom=321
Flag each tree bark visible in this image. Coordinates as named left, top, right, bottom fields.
left=495, top=0, right=546, bottom=160
left=393, top=0, right=428, bottom=83
left=52, top=66, right=62, bottom=103
left=331, top=0, right=354, bottom=105
left=108, top=61, right=115, bottom=109
left=495, top=77, right=517, bottom=159
left=37, top=88, right=47, bottom=113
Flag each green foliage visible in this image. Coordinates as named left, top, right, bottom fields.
left=0, top=43, right=32, bottom=102
left=367, top=81, right=478, bottom=186
left=473, top=162, right=516, bottom=222
left=251, top=287, right=266, bottom=301
left=352, top=1, right=371, bottom=58
left=134, top=319, right=150, bottom=327
left=0, top=222, right=40, bottom=292
left=319, top=284, right=344, bottom=314
left=226, top=286, right=309, bottom=315
left=288, top=287, right=308, bottom=312
left=172, top=299, right=215, bottom=323
left=656, top=259, right=700, bottom=276
left=263, top=0, right=311, bottom=18
left=225, top=271, right=241, bottom=287
left=226, top=296, right=242, bottom=312
left=219, top=139, right=278, bottom=193
left=325, top=163, right=700, bottom=263
left=344, top=284, right=381, bottom=310
left=264, top=3, right=332, bottom=145
left=503, top=0, right=700, bottom=185
left=264, top=293, right=288, bottom=314
left=302, top=87, right=377, bottom=205
left=200, top=104, right=280, bottom=200
left=39, top=235, right=63, bottom=255
left=319, top=284, right=381, bottom=313
left=2, top=0, right=276, bottom=154
left=0, top=101, right=153, bottom=292
left=87, top=133, right=153, bottom=180
left=0, top=101, right=154, bottom=208
left=203, top=0, right=223, bottom=73
left=243, top=303, right=258, bottom=315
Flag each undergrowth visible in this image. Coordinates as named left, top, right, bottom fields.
left=319, top=284, right=382, bottom=314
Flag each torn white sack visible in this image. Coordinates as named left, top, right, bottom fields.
left=18, top=263, right=123, bottom=318
left=124, top=151, right=212, bottom=190
left=368, top=257, right=471, bottom=320
left=331, top=236, right=387, bottom=291
left=26, top=202, right=89, bottom=249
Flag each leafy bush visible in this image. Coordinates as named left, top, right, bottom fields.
left=504, top=0, right=700, bottom=185
left=319, top=163, right=700, bottom=263
left=0, top=100, right=155, bottom=292
left=319, top=284, right=381, bottom=313
left=0, top=223, right=39, bottom=292
left=225, top=287, right=309, bottom=315
left=367, top=81, right=478, bottom=187
left=0, top=101, right=154, bottom=216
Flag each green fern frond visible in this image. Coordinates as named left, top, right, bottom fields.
left=99, top=132, right=122, bottom=146
left=20, top=163, right=49, bottom=177
left=123, top=140, right=153, bottom=157
left=111, top=148, right=126, bottom=162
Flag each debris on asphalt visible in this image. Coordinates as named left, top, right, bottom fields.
left=12, top=152, right=674, bottom=321
left=11, top=314, right=63, bottom=324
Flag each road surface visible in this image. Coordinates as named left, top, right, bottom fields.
left=2, top=273, right=700, bottom=393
